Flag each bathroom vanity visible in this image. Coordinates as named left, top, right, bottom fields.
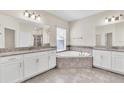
left=93, top=48, right=124, bottom=75
left=0, top=48, right=56, bottom=83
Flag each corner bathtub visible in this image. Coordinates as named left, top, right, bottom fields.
left=56, top=51, right=93, bottom=68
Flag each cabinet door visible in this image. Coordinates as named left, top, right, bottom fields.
left=93, top=50, right=111, bottom=69
left=38, top=54, right=49, bottom=73
left=93, top=54, right=101, bottom=67
left=24, top=56, right=38, bottom=79
left=112, top=52, right=124, bottom=73
left=49, top=51, right=56, bottom=69
left=101, top=52, right=111, bottom=70
left=0, top=56, right=23, bottom=83
left=93, top=50, right=101, bottom=67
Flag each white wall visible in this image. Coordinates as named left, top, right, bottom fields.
left=70, top=17, right=95, bottom=46
left=70, top=10, right=124, bottom=47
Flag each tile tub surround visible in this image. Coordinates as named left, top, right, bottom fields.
left=56, top=46, right=93, bottom=69
left=56, top=57, right=93, bottom=69
left=24, top=68, right=124, bottom=83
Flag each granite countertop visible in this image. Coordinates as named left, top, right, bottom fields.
left=93, top=47, right=124, bottom=52
left=0, top=48, right=56, bottom=57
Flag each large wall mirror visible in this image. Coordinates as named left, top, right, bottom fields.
left=96, top=22, right=124, bottom=47
left=0, top=23, right=54, bottom=49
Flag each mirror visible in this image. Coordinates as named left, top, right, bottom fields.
left=0, top=19, right=54, bottom=49
left=96, top=22, right=124, bottom=47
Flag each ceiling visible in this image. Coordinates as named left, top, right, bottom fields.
left=46, top=10, right=104, bottom=21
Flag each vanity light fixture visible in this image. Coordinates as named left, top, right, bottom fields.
left=24, top=10, right=41, bottom=21
left=111, top=16, right=115, bottom=22
left=119, top=14, right=123, bottom=20
left=108, top=18, right=111, bottom=22
left=105, top=14, right=124, bottom=23
left=105, top=17, right=108, bottom=23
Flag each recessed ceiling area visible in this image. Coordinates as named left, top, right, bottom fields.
left=46, top=10, right=104, bottom=21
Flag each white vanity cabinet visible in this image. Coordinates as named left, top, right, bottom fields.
left=112, top=52, right=124, bottom=74
left=93, top=50, right=111, bottom=70
left=48, top=50, right=56, bottom=69
left=0, top=49, right=56, bottom=83
left=93, top=49, right=124, bottom=75
left=0, top=55, right=23, bottom=83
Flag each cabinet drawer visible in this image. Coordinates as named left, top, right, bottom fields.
left=0, top=55, right=23, bottom=63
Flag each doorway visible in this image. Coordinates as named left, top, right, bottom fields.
left=5, top=28, right=15, bottom=48
left=106, top=33, right=112, bottom=48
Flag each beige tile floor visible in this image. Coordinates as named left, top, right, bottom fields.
left=24, top=68, right=124, bottom=83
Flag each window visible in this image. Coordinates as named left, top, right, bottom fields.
left=57, top=27, right=66, bottom=52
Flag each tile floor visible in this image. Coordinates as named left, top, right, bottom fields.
left=24, top=68, right=124, bottom=83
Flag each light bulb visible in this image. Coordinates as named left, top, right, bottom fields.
left=24, top=10, right=29, bottom=17
left=31, top=13, right=36, bottom=19
left=119, top=14, right=123, bottom=20
left=105, top=17, right=108, bottom=23
left=36, top=15, right=41, bottom=21
left=111, top=16, right=115, bottom=22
